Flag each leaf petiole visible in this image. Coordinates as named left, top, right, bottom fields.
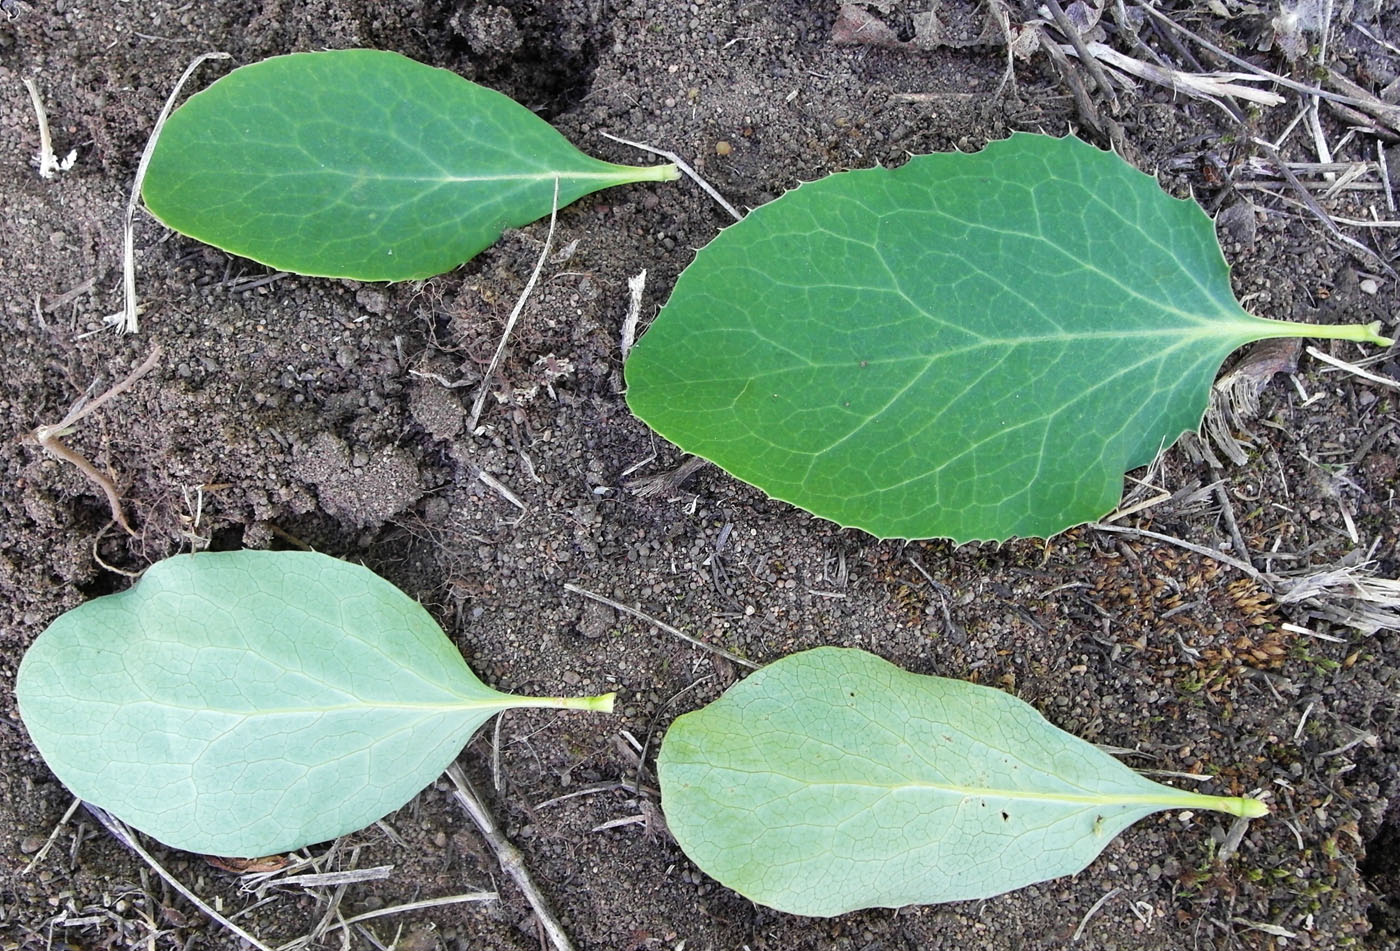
left=1149, top=789, right=1270, bottom=819
left=612, top=163, right=680, bottom=184
left=505, top=692, right=617, bottom=714
left=1248, top=317, right=1394, bottom=347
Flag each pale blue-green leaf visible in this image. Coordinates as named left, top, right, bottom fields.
left=16, top=551, right=612, bottom=856
left=659, top=647, right=1265, bottom=916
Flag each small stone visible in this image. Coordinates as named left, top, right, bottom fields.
left=20, top=835, right=44, bottom=854
left=356, top=287, right=388, bottom=314
left=1359, top=278, right=1379, bottom=295
left=715, top=140, right=732, bottom=156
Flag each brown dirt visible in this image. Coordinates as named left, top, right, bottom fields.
left=2, top=1, right=1399, bottom=949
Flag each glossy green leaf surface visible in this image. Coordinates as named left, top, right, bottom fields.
left=142, top=50, right=677, bottom=280
left=16, top=551, right=613, bottom=856
left=626, top=133, right=1390, bottom=542
left=659, top=647, right=1266, bottom=916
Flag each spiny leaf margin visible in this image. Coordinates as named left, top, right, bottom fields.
left=625, top=133, right=1389, bottom=542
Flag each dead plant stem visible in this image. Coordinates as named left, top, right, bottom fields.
left=445, top=763, right=574, bottom=951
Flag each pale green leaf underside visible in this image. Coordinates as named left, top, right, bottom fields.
left=659, top=647, right=1265, bottom=916
left=625, top=134, right=1378, bottom=542
left=16, top=551, right=612, bottom=857
left=141, top=50, right=676, bottom=281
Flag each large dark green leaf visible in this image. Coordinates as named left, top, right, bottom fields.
left=625, top=134, right=1389, bottom=541
left=142, top=50, right=676, bottom=280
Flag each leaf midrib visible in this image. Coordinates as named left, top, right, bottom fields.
left=687, top=767, right=1194, bottom=810
left=111, top=697, right=514, bottom=717
left=225, top=167, right=643, bottom=186
left=678, top=322, right=1261, bottom=387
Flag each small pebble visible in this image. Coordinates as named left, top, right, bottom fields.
left=20, top=834, right=44, bottom=854
left=356, top=288, right=388, bottom=314
left=1359, top=278, right=1378, bottom=295
left=715, top=140, right=732, bottom=156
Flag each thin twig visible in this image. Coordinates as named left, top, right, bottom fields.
left=445, top=763, right=574, bottom=951
left=600, top=131, right=743, bottom=221
left=91, top=520, right=145, bottom=575
left=1134, top=2, right=1400, bottom=125
left=26, top=346, right=163, bottom=535
left=86, top=805, right=276, bottom=951
left=1212, top=482, right=1254, bottom=569
left=1073, top=886, right=1123, bottom=942
left=43, top=277, right=97, bottom=313
left=1062, top=42, right=1284, bottom=107
left=1090, top=522, right=1263, bottom=580
left=316, top=891, right=497, bottom=935
left=468, top=178, right=559, bottom=432
left=23, top=78, right=75, bottom=178
left=1306, top=345, right=1400, bottom=389
left=1378, top=140, right=1396, bottom=213
left=1251, top=137, right=1394, bottom=274
left=115, top=51, right=231, bottom=333
left=1045, top=0, right=1120, bottom=110
left=274, top=866, right=396, bottom=888
left=21, top=797, right=81, bottom=875
left=1041, top=33, right=1106, bottom=135
left=564, top=582, right=759, bottom=669
left=35, top=346, right=164, bottom=438
left=275, top=882, right=349, bottom=951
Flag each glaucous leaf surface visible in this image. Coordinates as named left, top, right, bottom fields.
left=142, top=50, right=677, bottom=280
left=16, top=551, right=613, bottom=857
left=659, top=647, right=1266, bottom=916
left=626, top=134, right=1390, bottom=542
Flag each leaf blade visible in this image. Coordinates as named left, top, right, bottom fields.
left=659, top=647, right=1263, bottom=916
left=16, top=551, right=612, bottom=856
left=625, top=134, right=1372, bottom=542
left=141, top=50, right=676, bottom=280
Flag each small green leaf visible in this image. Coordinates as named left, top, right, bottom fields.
left=16, top=551, right=613, bottom=857
left=141, top=50, right=677, bottom=281
left=659, top=647, right=1266, bottom=916
left=625, top=133, right=1391, bottom=542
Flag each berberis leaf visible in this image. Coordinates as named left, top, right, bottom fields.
left=15, top=551, right=613, bottom=857
left=141, top=50, right=677, bottom=280
left=658, top=647, right=1267, bottom=916
left=625, top=134, right=1391, bottom=542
